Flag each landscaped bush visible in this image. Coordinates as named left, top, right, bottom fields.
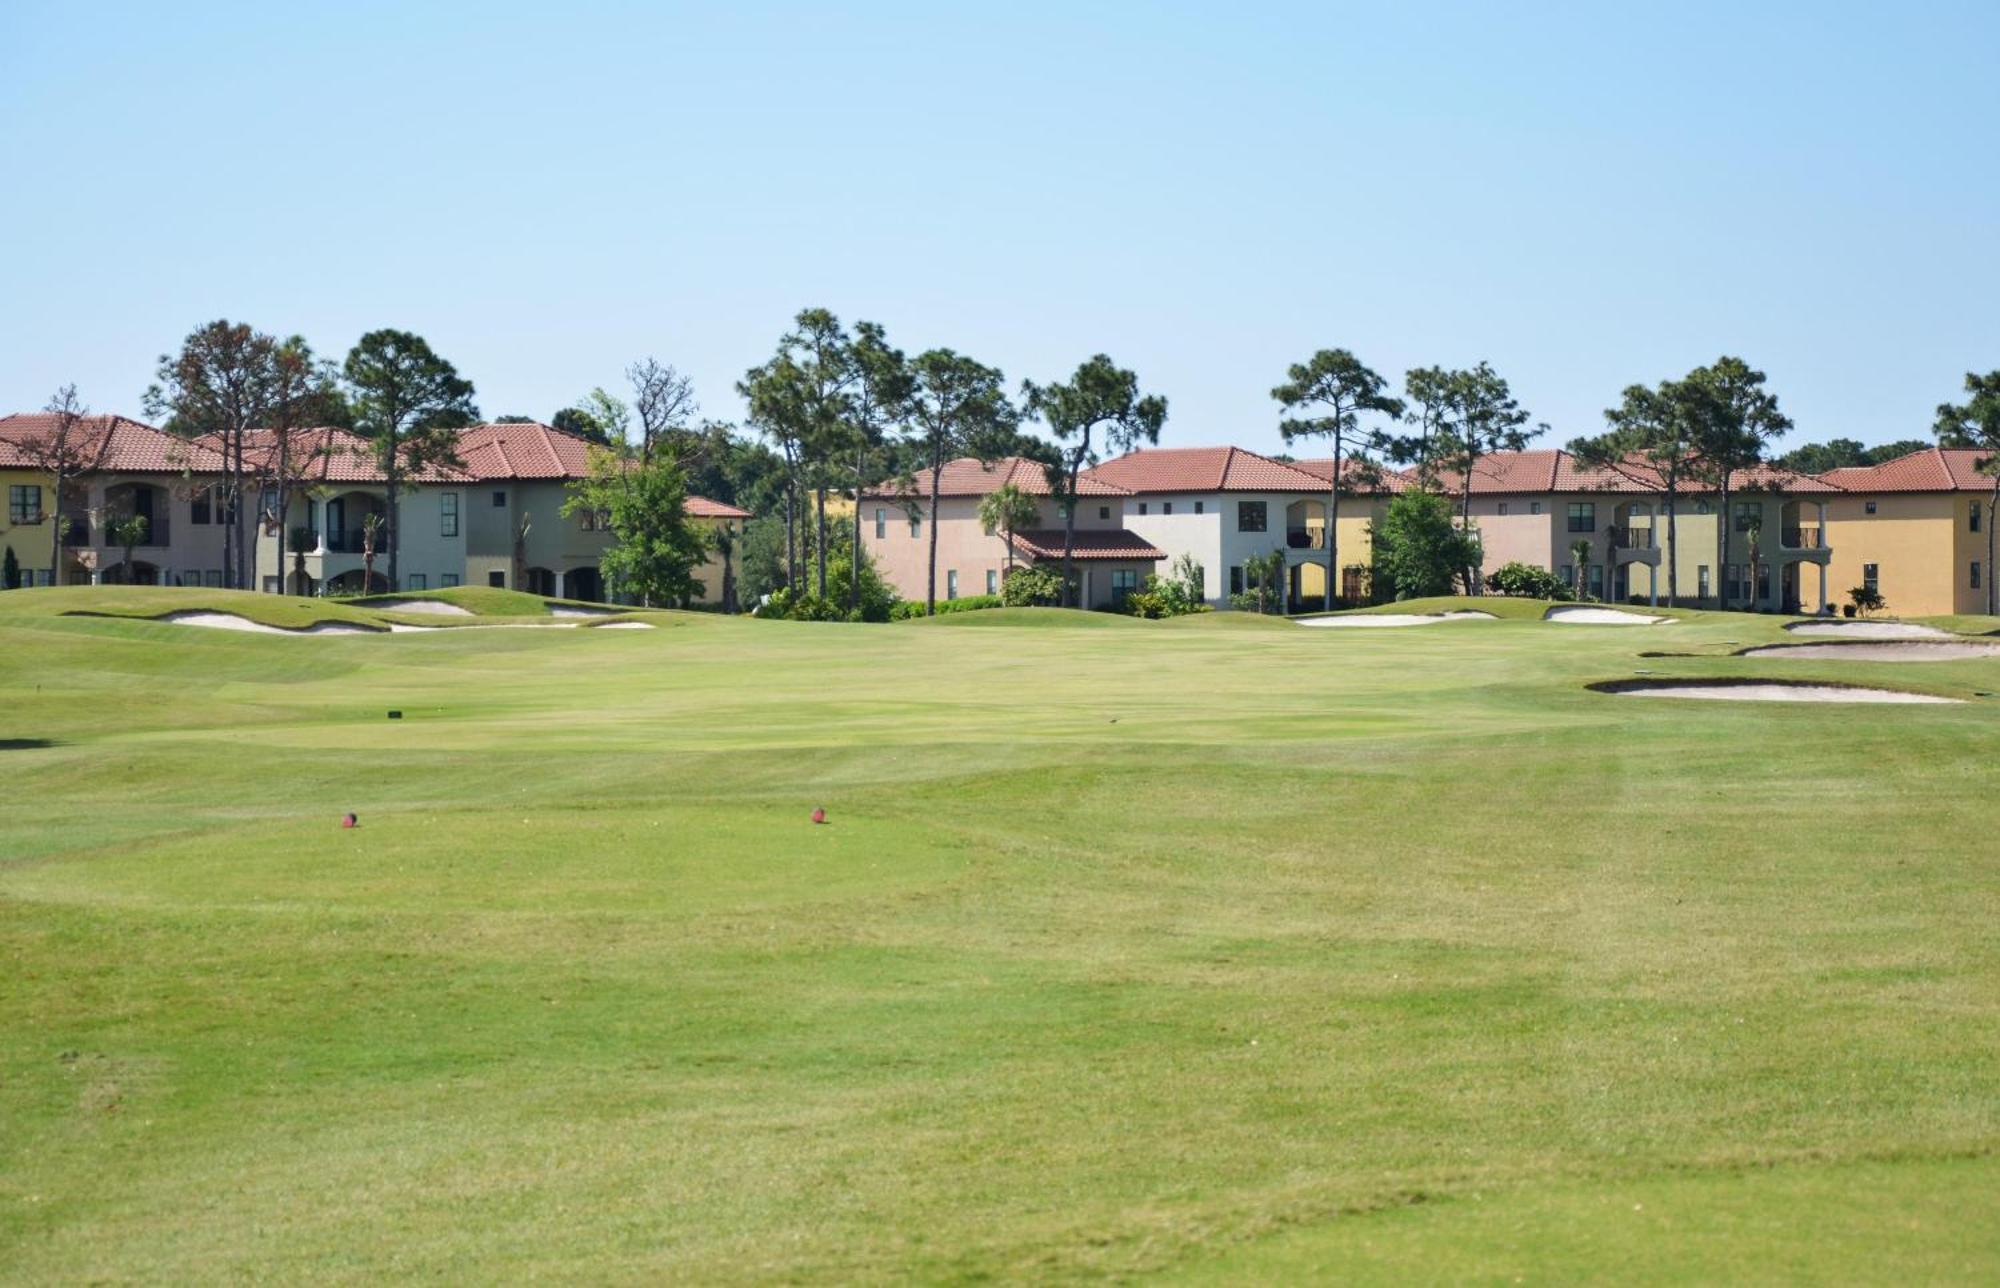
left=1121, top=554, right=1210, bottom=618
left=1370, top=492, right=1482, bottom=600
left=890, top=594, right=1003, bottom=619
left=1000, top=565, right=1064, bottom=607
left=1486, top=561, right=1575, bottom=601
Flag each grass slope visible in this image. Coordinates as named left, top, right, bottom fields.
left=1, top=587, right=1996, bottom=1280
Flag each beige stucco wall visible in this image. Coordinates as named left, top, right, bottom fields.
left=860, top=495, right=1114, bottom=603
left=1824, top=493, right=1969, bottom=617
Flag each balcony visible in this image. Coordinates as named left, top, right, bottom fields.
left=1609, top=525, right=1659, bottom=566
left=324, top=526, right=385, bottom=554
left=60, top=512, right=91, bottom=547
left=1779, top=524, right=1831, bottom=564
left=1286, top=526, right=1326, bottom=550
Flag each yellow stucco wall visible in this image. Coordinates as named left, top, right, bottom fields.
left=1824, top=494, right=1962, bottom=617
left=0, top=468, right=54, bottom=584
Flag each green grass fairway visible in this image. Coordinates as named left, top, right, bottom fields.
left=2, top=589, right=1996, bottom=1280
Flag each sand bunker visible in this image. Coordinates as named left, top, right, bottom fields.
left=1784, top=620, right=1951, bottom=639
left=1602, top=679, right=1958, bottom=704
left=550, top=604, right=617, bottom=618
left=1546, top=606, right=1665, bottom=625
left=161, top=612, right=378, bottom=636
left=1299, top=611, right=1495, bottom=628
left=592, top=621, right=655, bottom=630
left=1744, top=641, right=2000, bottom=662
left=375, top=599, right=472, bottom=616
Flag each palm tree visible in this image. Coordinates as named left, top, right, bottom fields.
left=361, top=511, right=383, bottom=593
left=977, top=482, right=1039, bottom=578
left=1569, top=537, right=1592, bottom=602
left=1743, top=515, right=1765, bottom=612
left=109, top=513, right=148, bottom=585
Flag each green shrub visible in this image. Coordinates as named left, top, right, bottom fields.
left=1370, top=492, right=1482, bottom=600
left=1485, top=561, right=1574, bottom=601
left=892, top=594, right=1002, bottom=619
left=1849, top=584, right=1886, bottom=616
left=1000, top=564, right=1064, bottom=607
left=2, top=545, right=18, bottom=591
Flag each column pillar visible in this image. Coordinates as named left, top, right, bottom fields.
left=553, top=570, right=566, bottom=599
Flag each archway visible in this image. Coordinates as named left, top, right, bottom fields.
left=566, top=566, right=603, bottom=603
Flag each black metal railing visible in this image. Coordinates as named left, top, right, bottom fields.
left=1610, top=525, right=1654, bottom=551
left=1286, top=526, right=1326, bottom=550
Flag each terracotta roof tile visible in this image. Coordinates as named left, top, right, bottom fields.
left=1290, top=457, right=1414, bottom=493
left=221, top=427, right=474, bottom=484
left=863, top=455, right=1127, bottom=499
left=1087, top=445, right=1327, bottom=494
left=457, top=421, right=598, bottom=480
left=1826, top=446, right=1995, bottom=492
left=0, top=412, right=224, bottom=473
left=686, top=495, right=751, bottom=519
left=1006, top=528, right=1165, bottom=561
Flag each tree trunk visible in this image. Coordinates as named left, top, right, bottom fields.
left=1326, top=435, right=1340, bottom=612
left=48, top=468, right=64, bottom=588
left=1458, top=459, right=1478, bottom=595
left=1664, top=489, right=1679, bottom=607
left=1715, top=480, right=1731, bottom=611
left=784, top=476, right=797, bottom=592
left=1061, top=440, right=1086, bottom=609
left=233, top=429, right=250, bottom=590
left=815, top=485, right=828, bottom=598
left=386, top=469, right=401, bottom=592
left=850, top=448, right=864, bottom=611
left=925, top=440, right=943, bottom=615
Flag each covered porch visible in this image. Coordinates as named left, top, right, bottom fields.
left=1006, top=528, right=1165, bottom=610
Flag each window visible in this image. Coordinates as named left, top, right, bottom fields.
left=1863, top=563, right=1879, bottom=594
left=489, top=570, right=506, bottom=587
left=1137, top=502, right=1147, bottom=515
left=1974, top=505, right=1984, bottom=533
left=1194, top=501, right=1204, bottom=515
left=947, top=569, right=959, bottom=600
left=1162, top=502, right=1173, bottom=516
left=1057, top=504, right=1069, bottom=520
left=7, top=484, right=42, bottom=524
left=492, top=490, right=507, bottom=508
left=1567, top=502, right=1595, bottom=533
left=1733, top=501, right=1763, bottom=533
left=441, top=493, right=459, bottom=537
left=874, top=508, right=886, bottom=539
left=1529, top=501, right=1542, bottom=515
left=1098, top=506, right=1110, bottom=520
left=441, top=574, right=460, bottom=588
left=1230, top=567, right=1244, bottom=595
left=205, top=570, right=224, bottom=589
left=1696, top=501, right=1711, bottom=516
left=1498, top=502, right=1509, bottom=516
left=1110, top=568, right=1139, bottom=604
left=1864, top=500, right=1878, bottom=515
left=1238, top=501, right=1267, bottom=532
left=1697, top=565, right=1711, bottom=599
left=986, top=569, right=997, bottom=595
left=909, top=511, right=921, bottom=537
left=190, top=488, right=211, bottom=525
left=408, top=574, right=427, bottom=590
left=1974, top=562, right=1983, bottom=590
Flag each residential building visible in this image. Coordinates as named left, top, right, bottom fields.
left=1821, top=447, right=1997, bottom=616
left=1087, top=446, right=1397, bottom=609
left=859, top=456, right=1162, bottom=608
left=0, top=413, right=230, bottom=587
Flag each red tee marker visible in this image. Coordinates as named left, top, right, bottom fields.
left=341, top=813, right=358, bottom=829
left=811, top=808, right=827, bottom=825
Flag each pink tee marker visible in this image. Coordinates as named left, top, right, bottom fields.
left=811, top=808, right=827, bottom=825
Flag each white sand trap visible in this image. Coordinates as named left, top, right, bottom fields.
left=376, top=599, right=472, bottom=616
left=550, top=604, right=617, bottom=618
left=1547, top=606, right=1665, bottom=625
left=162, top=611, right=377, bottom=636
left=1784, top=620, right=1951, bottom=639
left=592, top=621, right=655, bottom=630
left=1745, top=641, right=2000, bottom=662
left=1611, top=681, right=1957, bottom=704
left=389, top=622, right=576, bottom=632
left=1299, top=611, right=1495, bottom=628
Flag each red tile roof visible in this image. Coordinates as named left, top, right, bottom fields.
left=1429, top=448, right=1841, bottom=495
left=227, top=427, right=474, bottom=484
left=686, top=495, right=751, bottom=519
left=1006, top=528, right=1165, bottom=561
left=457, top=421, right=599, bottom=480
left=0, top=413, right=224, bottom=473
left=1290, top=457, right=1414, bottom=493
left=863, top=455, right=1128, bottom=499
left=1824, top=446, right=1997, bottom=493
left=1087, top=445, right=1327, bottom=494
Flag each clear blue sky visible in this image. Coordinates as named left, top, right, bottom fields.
left=3, top=1, right=1995, bottom=456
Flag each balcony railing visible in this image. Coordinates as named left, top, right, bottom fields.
left=1286, top=526, right=1326, bottom=550
left=1782, top=525, right=1825, bottom=550
left=324, top=526, right=386, bottom=554
left=1609, top=525, right=1655, bottom=551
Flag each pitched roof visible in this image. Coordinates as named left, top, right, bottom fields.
left=863, top=455, right=1128, bottom=499
left=1824, top=446, right=1996, bottom=493
left=1087, top=445, right=1327, bottom=494
left=0, top=412, right=224, bottom=473
left=1006, top=528, right=1165, bottom=561
left=686, top=495, right=751, bottom=519
left=229, top=427, right=475, bottom=485
left=1290, top=457, right=1415, bottom=493
left=1429, top=448, right=1841, bottom=495
left=457, top=421, right=599, bottom=480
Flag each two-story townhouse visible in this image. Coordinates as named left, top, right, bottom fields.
left=456, top=421, right=748, bottom=604
left=1444, top=449, right=1838, bottom=611
left=859, top=456, right=1161, bottom=608
left=0, top=412, right=231, bottom=587
left=1085, top=446, right=1400, bottom=610
left=1822, top=447, right=1996, bottom=617
left=245, top=428, right=474, bottom=595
